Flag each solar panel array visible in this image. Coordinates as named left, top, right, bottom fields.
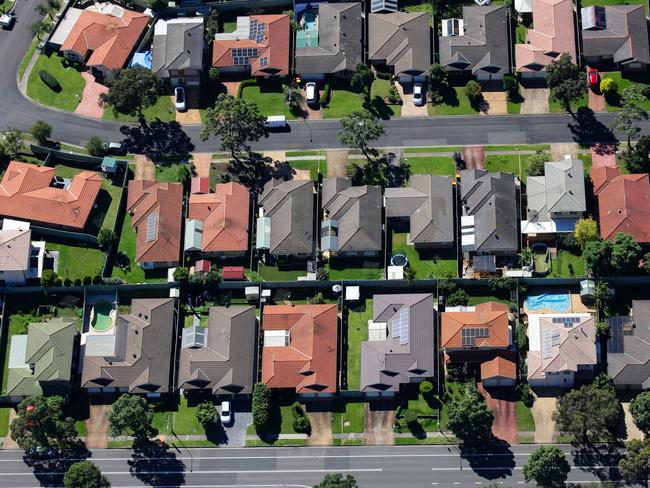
left=232, top=47, right=259, bottom=66
left=542, top=329, right=561, bottom=359
left=391, top=307, right=410, bottom=346
left=552, top=316, right=581, bottom=328
left=146, top=212, right=158, bottom=242
left=461, top=327, right=489, bottom=347
left=249, top=19, right=267, bottom=43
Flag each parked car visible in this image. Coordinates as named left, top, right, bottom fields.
left=413, top=83, right=425, bottom=106
left=588, top=68, right=599, bottom=88
left=104, top=141, right=126, bottom=155
left=0, top=12, right=15, bottom=29
left=27, top=447, right=57, bottom=460
left=174, top=86, right=186, bottom=112
left=220, top=400, right=232, bottom=425
left=265, top=115, right=288, bottom=130
left=305, top=82, right=318, bottom=106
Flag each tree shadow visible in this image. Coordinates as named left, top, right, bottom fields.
left=407, top=420, right=427, bottom=439
left=120, top=119, right=194, bottom=160
left=442, top=86, right=460, bottom=107
left=26, top=444, right=90, bottom=487
left=458, top=437, right=515, bottom=480
left=368, top=96, right=396, bottom=120
left=568, top=107, right=617, bottom=145
left=570, top=440, right=624, bottom=482
left=128, top=439, right=186, bottom=487
left=114, top=251, right=132, bottom=273
left=254, top=400, right=282, bottom=443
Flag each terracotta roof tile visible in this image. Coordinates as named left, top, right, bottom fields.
left=595, top=172, right=650, bottom=242
left=441, top=302, right=510, bottom=350
left=481, top=355, right=516, bottom=380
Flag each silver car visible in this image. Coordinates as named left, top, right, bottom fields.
left=413, top=83, right=425, bottom=106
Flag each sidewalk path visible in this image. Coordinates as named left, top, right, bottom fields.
left=193, top=153, right=212, bottom=178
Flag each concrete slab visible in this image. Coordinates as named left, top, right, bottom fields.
left=463, top=145, right=485, bottom=170
left=530, top=396, right=557, bottom=443
left=551, top=143, right=579, bottom=161
left=193, top=153, right=213, bottom=179
left=85, top=404, right=110, bottom=449
left=396, top=83, right=426, bottom=117
left=176, top=108, right=202, bottom=124
left=520, top=87, right=550, bottom=114
left=364, top=401, right=395, bottom=445
left=480, top=91, right=508, bottom=115
left=326, top=150, right=349, bottom=177
left=306, top=411, right=333, bottom=446
left=134, top=154, right=156, bottom=181
left=75, top=72, right=107, bottom=119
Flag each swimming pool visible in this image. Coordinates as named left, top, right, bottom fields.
left=525, top=294, right=571, bottom=313
left=297, top=10, right=319, bottom=48
left=91, top=301, right=115, bottom=332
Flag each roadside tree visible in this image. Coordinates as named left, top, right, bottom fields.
left=313, top=474, right=358, bottom=488
left=523, top=445, right=570, bottom=488
left=86, top=136, right=105, bottom=157
left=31, top=121, right=52, bottom=145
left=619, top=438, right=650, bottom=486
left=338, top=109, right=384, bottom=164
left=630, top=391, right=650, bottom=436
left=64, top=461, right=111, bottom=488
left=9, top=396, right=76, bottom=451
left=447, top=384, right=494, bottom=443
left=546, top=53, right=588, bottom=112
left=624, top=135, right=650, bottom=174
left=108, top=394, right=157, bottom=442
left=100, top=67, right=160, bottom=118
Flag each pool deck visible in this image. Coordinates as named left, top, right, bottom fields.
left=523, top=294, right=594, bottom=315
left=83, top=293, right=118, bottom=332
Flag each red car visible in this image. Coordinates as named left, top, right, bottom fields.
left=588, top=68, right=599, bottom=88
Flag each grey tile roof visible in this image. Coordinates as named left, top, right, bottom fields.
left=439, top=6, right=509, bottom=76
left=608, top=300, right=650, bottom=388
left=385, top=174, right=454, bottom=246
left=295, top=2, right=363, bottom=75
left=581, top=5, right=650, bottom=65
left=152, top=18, right=204, bottom=78
left=321, top=178, right=382, bottom=253
left=258, top=178, right=314, bottom=255
left=360, top=293, right=435, bottom=392
left=460, top=169, right=518, bottom=254
left=178, top=306, right=257, bottom=395
left=81, top=298, right=176, bottom=394
left=526, top=158, right=586, bottom=221
left=368, top=12, right=431, bottom=77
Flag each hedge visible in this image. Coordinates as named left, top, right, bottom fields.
left=419, top=380, right=434, bottom=395
left=237, top=78, right=258, bottom=98
left=321, top=81, right=332, bottom=107
left=39, top=70, right=60, bottom=91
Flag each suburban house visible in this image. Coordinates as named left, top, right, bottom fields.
left=515, top=0, right=576, bottom=78
left=527, top=313, right=597, bottom=388
left=368, top=11, right=430, bottom=83
left=460, top=170, right=519, bottom=268
left=185, top=182, right=250, bottom=258
left=320, top=178, right=383, bottom=258
left=360, top=293, right=435, bottom=395
left=515, top=0, right=533, bottom=14
left=0, top=220, right=45, bottom=286
left=153, top=17, right=205, bottom=86
left=127, top=180, right=183, bottom=269
left=178, top=306, right=257, bottom=396
left=521, top=158, right=586, bottom=236
left=608, top=301, right=650, bottom=389
left=256, top=179, right=314, bottom=261
left=0, top=162, right=102, bottom=231
left=590, top=164, right=650, bottom=243
left=53, top=3, right=149, bottom=78
left=261, top=304, right=338, bottom=396
left=384, top=174, right=454, bottom=249
left=439, top=5, right=509, bottom=81
left=441, top=302, right=515, bottom=386
left=81, top=298, right=176, bottom=396
left=581, top=5, right=649, bottom=71
left=212, top=14, right=290, bottom=77
left=5, top=319, right=77, bottom=401
left=294, top=2, right=363, bottom=79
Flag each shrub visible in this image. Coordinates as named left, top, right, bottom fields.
left=465, top=80, right=482, bottom=105
left=291, top=402, right=310, bottom=433
left=195, top=402, right=218, bottom=427
left=40, top=269, right=59, bottom=287
left=31, top=120, right=52, bottom=145
left=173, top=267, right=190, bottom=282
left=419, top=380, right=434, bottom=396
left=83, top=276, right=92, bottom=285
left=376, top=71, right=391, bottom=80
left=92, top=275, right=102, bottom=285
left=252, top=382, right=272, bottom=432
left=73, top=278, right=82, bottom=286
left=237, top=78, right=257, bottom=98
left=86, top=136, right=105, bottom=157
left=39, top=70, right=60, bottom=91
left=321, top=82, right=332, bottom=107
left=520, top=383, right=535, bottom=407
left=503, top=74, right=520, bottom=102
left=600, top=77, right=617, bottom=95
left=316, top=267, right=329, bottom=281
left=63, top=278, right=72, bottom=286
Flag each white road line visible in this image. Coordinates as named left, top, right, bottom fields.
left=432, top=466, right=618, bottom=471
left=0, top=468, right=383, bottom=477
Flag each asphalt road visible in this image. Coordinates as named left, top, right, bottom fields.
left=0, top=444, right=626, bottom=487
left=1, top=0, right=647, bottom=154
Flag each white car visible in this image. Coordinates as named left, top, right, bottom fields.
left=305, top=82, right=318, bottom=105
left=220, top=400, right=232, bottom=425
left=413, top=83, right=425, bottom=106
left=174, top=86, right=186, bottom=112
left=0, top=12, right=15, bottom=29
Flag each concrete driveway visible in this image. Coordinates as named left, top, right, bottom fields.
left=134, top=154, right=156, bottom=181
left=75, top=72, right=107, bottom=119
left=306, top=411, right=333, bottom=446
left=85, top=404, right=110, bottom=449
left=550, top=142, right=578, bottom=160
left=480, top=91, right=508, bottom=115
left=520, top=86, right=550, bottom=114
left=364, top=400, right=395, bottom=445
left=396, top=83, right=427, bottom=117
left=530, top=395, right=557, bottom=443
left=326, top=150, right=349, bottom=177
left=622, top=403, right=644, bottom=441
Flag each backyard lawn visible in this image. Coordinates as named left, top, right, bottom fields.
left=428, top=87, right=479, bottom=116
left=405, top=156, right=457, bottom=176
left=258, top=263, right=306, bottom=281
left=468, top=294, right=516, bottom=310
left=392, top=232, right=457, bottom=279
left=323, top=85, right=364, bottom=118
left=102, top=96, right=175, bottom=122
left=516, top=401, right=536, bottom=432
left=345, top=299, right=371, bottom=391
left=113, top=213, right=146, bottom=283
left=240, top=80, right=297, bottom=120
left=601, top=71, right=650, bottom=111
left=549, top=249, right=586, bottom=278
left=46, top=243, right=105, bottom=281
left=327, top=258, right=383, bottom=280
left=27, top=53, right=85, bottom=112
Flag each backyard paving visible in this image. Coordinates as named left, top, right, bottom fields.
left=551, top=142, right=579, bottom=160
left=74, top=72, right=106, bottom=119
left=622, top=403, right=644, bottom=441
left=306, top=411, right=333, bottom=446
left=85, top=404, right=110, bottom=449
left=2, top=410, right=18, bottom=449
left=396, top=84, right=426, bottom=117
left=326, top=149, right=349, bottom=177
left=530, top=395, right=557, bottom=443
left=463, top=145, right=485, bottom=169
left=363, top=401, right=395, bottom=445
left=588, top=89, right=605, bottom=112
left=480, top=91, right=508, bottom=115
left=591, top=144, right=618, bottom=168
left=134, top=154, right=156, bottom=181
left=193, top=153, right=212, bottom=178
left=478, top=383, right=517, bottom=444
left=519, top=87, right=550, bottom=114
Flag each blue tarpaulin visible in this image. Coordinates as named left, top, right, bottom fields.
left=130, top=51, right=152, bottom=70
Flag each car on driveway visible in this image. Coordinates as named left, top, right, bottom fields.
left=587, top=68, right=599, bottom=89
left=174, top=86, right=186, bottom=112
left=305, top=82, right=318, bottom=106
left=220, top=400, right=232, bottom=425
left=413, top=83, right=425, bottom=106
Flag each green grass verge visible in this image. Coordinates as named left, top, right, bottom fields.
left=395, top=436, right=457, bottom=445
left=332, top=401, right=365, bottom=434
left=27, top=53, right=85, bottom=112
left=332, top=438, right=364, bottom=446
left=516, top=401, right=535, bottom=432
left=404, top=147, right=462, bottom=153
left=485, top=144, right=551, bottom=152
left=246, top=438, right=307, bottom=447
left=406, top=156, right=457, bottom=176
left=19, top=39, right=39, bottom=81
left=240, top=80, right=297, bottom=120
left=108, top=440, right=134, bottom=448
left=102, top=96, right=175, bottom=122
left=46, top=243, right=105, bottom=281
left=428, top=87, right=479, bottom=116
left=345, top=299, right=371, bottom=391
left=286, top=150, right=323, bottom=157
left=0, top=408, right=10, bottom=437
left=392, top=232, right=457, bottom=279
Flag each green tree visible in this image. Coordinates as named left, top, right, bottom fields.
left=583, top=239, right=612, bottom=276
left=31, top=120, right=52, bottom=145
left=611, top=103, right=647, bottom=148
left=428, top=64, right=448, bottom=105
left=97, top=229, right=117, bottom=251
left=40, top=269, right=59, bottom=287
left=9, top=396, right=77, bottom=451
left=308, top=292, right=325, bottom=304
left=35, top=4, right=49, bottom=18
left=527, top=151, right=548, bottom=177
left=553, top=375, right=619, bottom=442
left=147, top=0, right=167, bottom=10
left=313, top=474, right=358, bottom=488
left=619, top=438, right=650, bottom=486
left=523, top=445, right=570, bottom=488
left=316, top=267, right=329, bottom=281
left=338, top=109, right=384, bottom=164
left=2, top=127, right=24, bottom=159
left=177, top=165, right=191, bottom=184
left=208, top=67, right=220, bottom=82
left=108, top=394, right=157, bottom=441
left=173, top=266, right=189, bottom=282
left=100, top=67, right=160, bottom=117
left=546, top=53, right=588, bottom=112
left=64, top=461, right=110, bottom=488
left=47, top=0, right=60, bottom=11
left=403, top=266, right=417, bottom=281
left=574, top=218, right=600, bottom=250
left=195, top=402, right=218, bottom=427
left=630, top=391, right=650, bottom=436
left=86, top=136, right=105, bottom=157
left=351, top=63, right=374, bottom=104
left=465, top=80, right=482, bottom=108
left=201, top=94, right=266, bottom=164
left=31, top=21, right=48, bottom=41
left=447, top=385, right=494, bottom=443
left=644, top=252, right=650, bottom=274
left=595, top=281, right=612, bottom=318
left=446, top=288, right=469, bottom=307
left=599, top=77, right=617, bottom=95
left=204, top=8, right=220, bottom=42
left=624, top=134, right=650, bottom=174
left=610, top=233, right=642, bottom=275
left=283, top=83, right=304, bottom=116
left=252, top=382, right=272, bottom=432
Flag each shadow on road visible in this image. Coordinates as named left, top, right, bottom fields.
left=128, top=439, right=186, bottom=486
left=571, top=441, right=624, bottom=483
left=568, top=107, right=617, bottom=145
left=24, top=445, right=90, bottom=487
left=120, top=119, right=194, bottom=160
left=459, top=437, right=515, bottom=480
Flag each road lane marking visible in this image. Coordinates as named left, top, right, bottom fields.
left=0, top=468, right=383, bottom=476
left=432, top=466, right=619, bottom=471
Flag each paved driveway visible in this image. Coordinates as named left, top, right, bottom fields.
left=463, top=145, right=485, bottom=170
left=220, top=401, right=252, bottom=448
left=478, top=383, right=517, bottom=444
left=193, top=153, right=212, bottom=178
left=520, top=86, right=549, bottom=114
left=480, top=91, right=508, bottom=115
left=306, top=411, right=333, bottom=446
left=588, top=89, right=605, bottom=112
left=364, top=400, right=395, bottom=445
left=75, top=72, right=107, bottom=119
left=531, top=395, right=557, bottom=443
left=551, top=142, right=578, bottom=160
left=326, top=150, right=348, bottom=177
left=622, top=403, right=644, bottom=441
left=85, top=404, right=110, bottom=449
left=396, top=83, right=427, bottom=117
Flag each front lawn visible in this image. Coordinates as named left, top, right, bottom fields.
left=405, top=156, right=457, bottom=176
left=46, top=243, right=105, bottom=281
left=369, top=78, right=401, bottom=118
left=601, top=71, right=650, bottom=111
left=102, top=96, right=175, bottom=122
left=484, top=154, right=534, bottom=182
left=401, top=392, right=442, bottom=432
left=286, top=160, right=324, bottom=180
left=516, top=401, right=536, bottom=432
left=332, top=401, right=365, bottom=435
left=548, top=93, right=588, bottom=113
left=391, top=232, right=457, bottom=279
left=240, top=80, right=297, bottom=120
left=345, top=299, right=371, bottom=391
left=246, top=403, right=304, bottom=439
left=156, top=163, right=188, bottom=183
left=428, top=87, right=479, bottom=116
left=549, top=249, right=586, bottom=278
left=27, top=53, right=85, bottom=112
left=323, top=84, right=364, bottom=118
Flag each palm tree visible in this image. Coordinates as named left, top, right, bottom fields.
left=31, top=21, right=47, bottom=41
left=283, top=83, right=304, bottom=116
left=519, top=247, right=533, bottom=269
left=47, top=0, right=60, bottom=12
left=35, top=4, right=49, bottom=18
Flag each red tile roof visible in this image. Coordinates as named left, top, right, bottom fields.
left=0, top=161, right=102, bottom=230
left=188, top=182, right=250, bottom=253
left=195, top=259, right=211, bottom=273
left=191, top=177, right=209, bottom=194
left=61, top=6, right=149, bottom=70
left=262, top=304, right=338, bottom=393
left=127, top=180, right=183, bottom=264
left=590, top=165, right=621, bottom=196
left=222, top=266, right=244, bottom=280
left=212, top=14, right=290, bottom=76
left=481, top=355, right=517, bottom=380
left=441, top=302, right=510, bottom=350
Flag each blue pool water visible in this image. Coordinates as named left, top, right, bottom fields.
left=297, top=10, right=319, bottom=48
left=302, top=10, right=317, bottom=29
left=525, top=293, right=571, bottom=312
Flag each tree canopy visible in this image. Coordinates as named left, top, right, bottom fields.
left=623, top=135, right=650, bottom=174
left=545, top=53, right=588, bottom=111
left=584, top=233, right=642, bottom=276
left=574, top=218, right=600, bottom=250
left=611, top=85, right=649, bottom=147
left=619, top=438, right=650, bottom=486
left=338, top=110, right=384, bottom=164
left=447, top=384, right=494, bottom=443
left=252, top=382, right=273, bottom=433
left=313, top=474, right=358, bottom=488
left=100, top=68, right=160, bottom=117
left=351, top=63, right=374, bottom=104
left=9, top=396, right=77, bottom=451
left=31, top=120, right=52, bottom=145
left=526, top=152, right=548, bottom=177
left=630, top=391, right=650, bottom=436
left=64, top=461, right=111, bottom=488
left=108, top=394, right=157, bottom=441
left=523, top=445, right=571, bottom=488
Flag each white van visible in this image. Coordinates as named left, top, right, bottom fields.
left=265, top=115, right=288, bottom=129
left=305, top=82, right=318, bottom=105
